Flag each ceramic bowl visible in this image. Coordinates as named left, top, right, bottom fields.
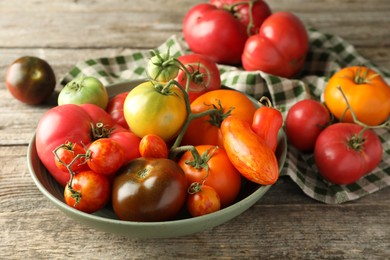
left=27, top=80, right=287, bottom=238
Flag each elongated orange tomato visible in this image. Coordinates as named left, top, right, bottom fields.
left=221, top=115, right=279, bottom=185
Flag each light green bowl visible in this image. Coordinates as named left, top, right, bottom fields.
left=27, top=80, right=287, bottom=238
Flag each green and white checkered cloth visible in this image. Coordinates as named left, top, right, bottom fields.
left=60, top=28, right=390, bottom=204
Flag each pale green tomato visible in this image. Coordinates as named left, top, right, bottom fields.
left=58, top=76, right=109, bottom=109
left=124, top=81, right=187, bottom=141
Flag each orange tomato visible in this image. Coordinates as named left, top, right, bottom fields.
left=139, top=134, right=168, bottom=159
left=221, top=115, right=279, bottom=185
left=178, top=145, right=241, bottom=207
left=324, top=66, right=390, bottom=126
left=181, top=89, right=257, bottom=147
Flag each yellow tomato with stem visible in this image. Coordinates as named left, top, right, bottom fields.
left=324, top=66, right=390, bottom=126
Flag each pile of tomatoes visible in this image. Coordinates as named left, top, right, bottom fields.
left=183, top=0, right=309, bottom=78
left=285, top=66, right=390, bottom=185
left=33, top=50, right=283, bottom=221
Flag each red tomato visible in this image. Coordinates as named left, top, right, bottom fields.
left=87, top=138, right=124, bottom=176
left=64, top=170, right=111, bottom=214
left=285, top=99, right=331, bottom=153
left=139, top=134, right=169, bottom=159
left=183, top=3, right=248, bottom=64
left=106, top=92, right=129, bottom=129
left=110, top=130, right=141, bottom=164
left=187, top=184, right=221, bottom=217
left=176, top=54, right=221, bottom=103
left=112, top=158, right=187, bottom=221
left=178, top=145, right=241, bottom=207
left=53, top=141, right=89, bottom=173
left=210, top=0, right=271, bottom=35
left=36, top=104, right=93, bottom=187
left=242, top=12, right=309, bottom=78
left=314, top=123, right=383, bottom=185
left=251, top=97, right=283, bottom=152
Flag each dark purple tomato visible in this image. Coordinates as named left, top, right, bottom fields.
left=5, top=56, right=56, bottom=105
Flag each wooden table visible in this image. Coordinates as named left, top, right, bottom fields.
left=1, top=0, right=389, bottom=259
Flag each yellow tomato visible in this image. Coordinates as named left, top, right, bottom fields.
left=324, top=66, right=390, bottom=126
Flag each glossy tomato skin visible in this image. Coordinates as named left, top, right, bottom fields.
left=112, top=158, right=187, bottom=222
left=58, top=76, right=109, bottom=109
left=324, top=66, right=390, bottom=126
left=54, top=141, right=89, bottom=173
left=187, top=184, right=221, bottom=217
left=87, top=138, right=124, bottom=176
left=36, top=104, right=93, bottom=187
left=314, top=123, right=383, bottom=185
left=183, top=3, right=248, bottom=65
left=242, top=12, right=309, bottom=78
left=178, top=145, right=241, bottom=207
left=64, top=170, right=111, bottom=214
left=139, top=134, right=169, bottom=159
left=210, top=0, right=271, bottom=35
left=123, top=81, right=187, bottom=141
left=285, top=99, right=331, bottom=153
left=5, top=56, right=56, bottom=105
left=106, top=92, right=129, bottom=129
left=182, top=89, right=257, bottom=147
left=221, top=115, right=279, bottom=185
left=176, top=54, right=221, bottom=103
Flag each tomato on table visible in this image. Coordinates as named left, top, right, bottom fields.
left=5, top=56, right=56, bottom=105
left=242, top=12, right=309, bottom=78
left=324, top=66, right=390, bottom=126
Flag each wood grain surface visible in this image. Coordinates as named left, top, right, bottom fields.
left=0, top=0, right=389, bottom=259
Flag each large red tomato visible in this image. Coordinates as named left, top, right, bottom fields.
left=242, top=12, right=309, bottom=78
left=183, top=1, right=271, bottom=65
left=176, top=54, right=221, bottom=103
left=314, top=123, right=383, bottom=185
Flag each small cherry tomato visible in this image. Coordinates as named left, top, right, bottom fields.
left=139, top=134, right=169, bottom=159
left=64, top=170, right=111, bottom=214
left=5, top=56, right=56, bottom=105
left=87, top=138, right=124, bottom=176
left=53, top=141, right=88, bottom=173
left=187, top=183, right=221, bottom=217
left=178, top=145, right=241, bottom=207
left=251, top=97, right=283, bottom=152
left=285, top=99, right=331, bottom=153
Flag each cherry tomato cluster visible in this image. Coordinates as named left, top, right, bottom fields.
left=35, top=51, right=283, bottom=221
left=285, top=66, right=389, bottom=185
left=183, top=0, right=309, bottom=78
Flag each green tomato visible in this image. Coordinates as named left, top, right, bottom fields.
left=58, top=76, right=109, bottom=109
left=123, top=81, right=187, bottom=141
left=146, top=51, right=179, bottom=82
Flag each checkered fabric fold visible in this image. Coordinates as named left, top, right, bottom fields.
left=60, top=28, right=390, bottom=204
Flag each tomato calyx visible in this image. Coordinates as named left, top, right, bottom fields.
left=146, top=49, right=180, bottom=82
left=90, top=122, right=114, bottom=140
left=188, top=182, right=203, bottom=194
left=207, top=100, right=235, bottom=127
left=352, top=66, right=379, bottom=85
